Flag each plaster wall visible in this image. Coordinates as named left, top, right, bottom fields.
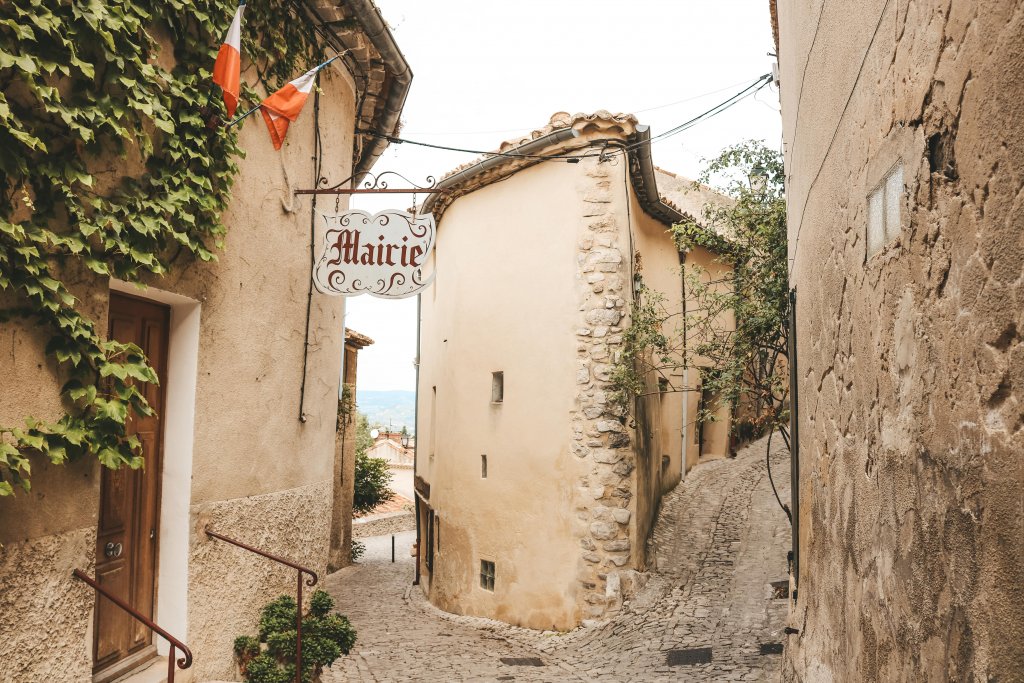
left=776, top=0, right=1024, bottom=679
left=682, top=244, right=735, bottom=470
left=188, top=481, right=332, bottom=681
left=0, top=61, right=357, bottom=679
left=628, top=191, right=684, bottom=497
left=416, top=159, right=587, bottom=631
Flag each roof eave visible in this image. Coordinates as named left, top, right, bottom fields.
left=421, top=127, right=582, bottom=216
left=303, top=0, right=413, bottom=181
left=626, top=125, right=685, bottom=226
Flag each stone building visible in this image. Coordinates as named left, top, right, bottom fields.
left=772, top=0, right=1024, bottom=679
left=328, top=328, right=374, bottom=572
left=413, top=112, right=733, bottom=630
left=0, top=3, right=410, bottom=681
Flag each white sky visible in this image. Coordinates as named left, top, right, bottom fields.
left=343, top=0, right=782, bottom=391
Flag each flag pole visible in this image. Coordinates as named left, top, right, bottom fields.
left=225, top=103, right=261, bottom=128
left=224, top=54, right=342, bottom=129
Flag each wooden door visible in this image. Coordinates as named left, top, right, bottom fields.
left=93, top=293, right=169, bottom=676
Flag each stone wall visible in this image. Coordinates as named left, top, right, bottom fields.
left=776, top=0, right=1024, bottom=679
left=570, top=157, right=645, bottom=621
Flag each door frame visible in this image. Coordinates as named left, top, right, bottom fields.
left=108, top=280, right=201, bottom=662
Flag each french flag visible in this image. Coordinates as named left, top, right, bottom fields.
left=212, top=2, right=245, bottom=118
left=259, top=56, right=338, bottom=150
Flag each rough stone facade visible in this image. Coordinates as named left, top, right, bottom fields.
left=774, top=0, right=1024, bottom=680
left=0, top=527, right=96, bottom=682
left=571, top=157, right=641, bottom=620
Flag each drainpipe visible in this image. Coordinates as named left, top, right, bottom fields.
left=413, top=293, right=421, bottom=586
left=680, top=251, right=688, bottom=475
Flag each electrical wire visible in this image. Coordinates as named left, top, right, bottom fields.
left=297, top=67, right=325, bottom=423
left=766, top=428, right=793, bottom=524
left=398, top=75, right=770, bottom=137
left=356, top=129, right=606, bottom=161
left=620, top=74, right=772, bottom=152
left=788, top=0, right=893, bottom=283
left=359, top=74, right=771, bottom=167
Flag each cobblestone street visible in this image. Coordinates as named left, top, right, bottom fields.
left=323, top=436, right=791, bottom=682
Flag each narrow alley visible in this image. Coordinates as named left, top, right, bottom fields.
left=323, top=436, right=791, bottom=682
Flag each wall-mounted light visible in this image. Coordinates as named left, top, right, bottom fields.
left=748, top=163, right=768, bottom=195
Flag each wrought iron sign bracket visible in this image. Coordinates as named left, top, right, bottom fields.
left=295, top=171, right=445, bottom=195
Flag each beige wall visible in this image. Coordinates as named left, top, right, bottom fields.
left=416, top=159, right=587, bottom=630
left=679, top=244, right=735, bottom=471
left=0, top=61, right=356, bottom=681
left=777, top=0, right=1024, bottom=680
left=629, top=191, right=683, bottom=495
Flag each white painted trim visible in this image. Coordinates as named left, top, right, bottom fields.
left=110, top=279, right=200, bottom=654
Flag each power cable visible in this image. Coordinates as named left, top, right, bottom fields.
left=620, top=74, right=772, bottom=152
left=355, top=129, right=605, bottom=161
left=358, top=75, right=771, bottom=167
left=398, top=75, right=770, bottom=137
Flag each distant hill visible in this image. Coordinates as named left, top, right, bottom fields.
left=356, top=389, right=416, bottom=433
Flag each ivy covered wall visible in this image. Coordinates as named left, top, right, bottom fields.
left=0, top=0, right=321, bottom=495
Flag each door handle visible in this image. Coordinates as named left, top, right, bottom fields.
left=104, top=542, right=123, bottom=558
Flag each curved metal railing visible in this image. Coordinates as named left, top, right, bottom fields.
left=205, top=527, right=318, bottom=683
left=72, top=568, right=192, bottom=682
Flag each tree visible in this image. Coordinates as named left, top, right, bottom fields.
left=354, top=412, right=374, bottom=460
left=614, top=140, right=791, bottom=514
left=352, top=412, right=393, bottom=514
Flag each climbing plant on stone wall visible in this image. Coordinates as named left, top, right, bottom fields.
left=0, top=0, right=321, bottom=495
left=613, top=140, right=790, bottom=439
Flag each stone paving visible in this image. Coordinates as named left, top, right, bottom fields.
left=322, top=435, right=791, bottom=682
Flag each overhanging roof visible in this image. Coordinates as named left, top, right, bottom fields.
left=301, top=0, right=412, bottom=181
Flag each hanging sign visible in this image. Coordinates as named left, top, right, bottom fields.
left=313, top=209, right=436, bottom=298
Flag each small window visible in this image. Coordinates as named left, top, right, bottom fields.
left=481, top=454, right=488, bottom=478
left=480, top=560, right=495, bottom=591
left=658, top=377, right=669, bottom=393
left=491, top=371, right=504, bottom=403
left=867, top=163, right=903, bottom=257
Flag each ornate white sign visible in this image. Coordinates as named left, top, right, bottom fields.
left=313, top=209, right=435, bottom=298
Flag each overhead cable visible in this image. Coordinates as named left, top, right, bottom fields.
left=358, top=73, right=773, bottom=164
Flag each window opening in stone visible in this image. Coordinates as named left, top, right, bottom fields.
left=481, top=454, right=488, bottom=478
left=491, top=371, right=504, bottom=403
left=866, top=162, right=904, bottom=258
left=480, top=559, right=495, bottom=591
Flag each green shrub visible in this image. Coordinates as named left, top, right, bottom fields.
left=235, top=590, right=357, bottom=683
left=353, top=452, right=394, bottom=514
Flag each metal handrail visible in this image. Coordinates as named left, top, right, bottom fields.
left=72, top=569, right=192, bottom=682
left=205, top=527, right=318, bottom=683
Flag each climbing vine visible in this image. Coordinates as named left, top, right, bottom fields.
left=612, top=141, right=790, bottom=438
left=0, top=0, right=323, bottom=495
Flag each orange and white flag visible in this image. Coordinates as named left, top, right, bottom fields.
left=259, top=56, right=337, bottom=150
left=212, top=1, right=245, bottom=118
